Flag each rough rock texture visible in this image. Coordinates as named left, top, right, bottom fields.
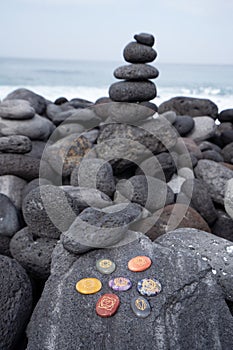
left=22, top=185, right=80, bottom=239
left=70, top=158, right=115, bottom=198
left=134, top=32, right=155, bottom=46
left=26, top=236, right=233, bottom=349
left=61, top=203, right=143, bottom=254
left=157, top=228, right=233, bottom=301
left=0, top=193, right=20, bottom=237
left=123, top=42, right=157, bottom=63
left=158, top=97, right=218, bottom=119
left=4, top=88, right=47, bottom=115
left=114, top=64, right=159, bottom=80
left=0, top=135, right=32, bottom=154
left=10, top=227, right=57, bottom=279
left=195, top=159, right=233, bottom=204
left=109, top=81, right=156, bottom=102
left=0, top=175, right=27, bottom=209
left=0, top=236, right=11, bottom=257
left=0, top=255, right=32, bottom=350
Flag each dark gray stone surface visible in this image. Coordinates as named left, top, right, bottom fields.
left=10, top=227, right=57, bottom=279
left=46, top=103, right=76, bottom=125
left=212, top=210, right=233, bottom=241
left=195, top=159, right=233, bottom=204
left=26, top=236, right=233, bottom=349
left=0, top=99, right=35, bottom=120
left=22, top=185, right=80, bottom=239
left=0, top=135, right=32, bottom=153
left=70, top=158, right=115, bottom=197
left=134, top=32, right=155, bottom=46
left=0, top=175, right=27, bottom=209
left=157, top=228, right=233, bottom=301
left=202, top=149, right=224, bottom=162
left=181, top=178, right=218, bottom=225
left=0, top=235, right=11, bottom=257
left=109, top=81, right=156, bottom=102
left=61, top=203, right=143, bottom=253
left=123, top=42, right=157, bottom=63
left=221, top=142, right=233, bottom=164
left=114, top=64, right=159, bottom=80
left=218, top=108, right=233, bottom=122
left=0, top=193, right=20, bottom=237
left=173, top=115, right=194, bottom=136
left=158, top=96, right=218, bottom=119
left=0, top=255, right=32, bottom=350
left=4, top=88, right=48, bottom=115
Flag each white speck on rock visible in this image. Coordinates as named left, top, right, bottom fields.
left=212, top=269, right=217, bottom=275
left=202, top=257, right=208, bottom=261
left=226, top=246, right=233, bottom=254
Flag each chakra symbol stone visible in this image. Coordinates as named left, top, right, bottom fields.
left=128, top=256, right=152, bottom=272
left=131, top=296, right=151, bottom=318
left=137, top=278, right=162, bottom=296
left=109, top=277, right=132, bottom=291
left=96, top=258, right=116, bottom=274
left=96, top=294, right=120, bottom=317
left=76, top=278, right=102, bottom=295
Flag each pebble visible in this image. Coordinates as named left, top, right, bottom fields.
left=0, top=135, right=32, bottom=153
left=131, top=296, right=151, bottom=318
left=218, top=109, right=233, bottom=122
left=114, top=64, right=159, bottom=80
left=0, top=99, right=35, bottom=120
left=76, top=278, right=102, bottom=294
left=123, top=42, right=157, bottom=63
left=137, top=278, right=162, bottom=296
left=134, top=33, right=155, bottom=46
left=96, top=294, right=120, bottom=317
left=173, top=115, right=195, bottom=136
left=109, top=81, right=156, bottom=102
left=128, top=256, right=152, bottom=272
left=109, top=277, right=132, bottom=291
left=187, top=116, right=216, bottom=142
left=96, top=258, right=116, bottom=274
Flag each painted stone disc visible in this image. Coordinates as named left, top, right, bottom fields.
left=109, top=277, right=132, bottom=291
left=96, top=294, right=120, bottom=317
left=137, top=278, right=162, bottom=296
left=96, top=258, right=116, bottom=274
left=76, top=278, right=102, bottom=295
left=128, top=256, right=152, bottom=272
left=131, top=296, right=151, bottom=318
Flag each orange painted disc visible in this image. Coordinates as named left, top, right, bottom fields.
left=128, top=256, right=152, bottom=272
left=96, top=293, right=120, bottom=317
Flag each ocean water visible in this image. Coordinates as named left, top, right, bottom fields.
left=0, top=57, right=233, bottom=111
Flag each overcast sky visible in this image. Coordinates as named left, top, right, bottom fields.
left=1, top=0, right=233, bottom=64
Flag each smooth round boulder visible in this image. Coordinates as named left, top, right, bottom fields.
left=134, top=33, right=155, bottom=46
left=218, top=109, right=233, bottom=122
left=0, top=255, right=32, bottom=350
left=123, top=42, right=157, bottom=63
left=0, top=99, right=35, bottom=120
left=187, top=116, right=216, bottom=142
left=202, top=150, right=224, bottom=162
left=173, top=115, right=195, bottom=136
left=109, top=81, right=156, bottom=102
left=0, top=193, right=20, bottom=237
left=221, top=142, right=233, bottom=164
left=0, top=135, right=32, bottom=153
left=114, top=64, right=159, bottom=80
left=10, top=227, right=57, bottom=279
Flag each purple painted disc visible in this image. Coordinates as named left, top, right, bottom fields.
left=109, top=277, right=132, bottom=291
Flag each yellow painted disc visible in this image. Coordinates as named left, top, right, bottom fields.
left=76, top=278, right=102, bottom=295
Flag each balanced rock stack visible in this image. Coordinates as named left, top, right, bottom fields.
left=109, top=33, right=158, bottom=103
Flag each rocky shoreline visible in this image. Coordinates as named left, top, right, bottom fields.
left=1, top=33, right=233, bottom=349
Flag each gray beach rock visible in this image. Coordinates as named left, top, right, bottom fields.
left=157, top=228, right=233, bottom=301
left=221, top=142, right=233, bottom=164
left=68, top=108, right=101, bottom=128
left=0, top=175, right=27, bottom=209
left=0, top=255, right=32, bottom=350
left=212, top=210, right=233, bottom=242
left=0, top=135, right=32, bottom=153
left=202, top=149, right=224, bottom=162
left=114, top=64, right=159, bottom=80
left=187, top=116, right=216, bottom=142
left=61, top=203, right=143, bottom=254
left=0, top=114, right=55, bottom=140
left=0, top=193, right=20, bottom=237
left=70, top=158, right=115, bottom=197
left=25, top=140, right=47, bottom=159
left=46, top=103, right=75, bottom=125
left=123, top=42, right=157, bottom=63
left=61, top=186, right=112, bottom=210
left=167, top=175, right=186, bottom=194
left=55, top=123, right=85, bottom=139
left=4, top=88, right=47, bottom=115
left=22, top=178, right=52, bottom=201
left=218, top=108, right=233, bottom=122
left=10, top=227, right=57, bottom=279
left=173, top=115, right=195, bottom=136
left=109, top=81, right=156, bottom=102
left=181, top=178, right=218, bottom=225
left=0, top=99, right=35, bottom=120
left=195, top=159, right=233, bottom=204
left=22, top=185, right=80, bottom=239
left=134, top=32, right=155, bottom=46
left=0, top=235, right=11, bottom=257
left=158, top=96, right=218, bottom=119
left=26, top=236, right=233, bottom=349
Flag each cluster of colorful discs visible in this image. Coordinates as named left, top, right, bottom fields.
left=75, top=256, right=162, bottom=319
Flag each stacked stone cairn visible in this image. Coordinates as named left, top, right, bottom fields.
left=1, top=33, right=233, bottom=349
left=109, top=33, right=158, bottom=103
